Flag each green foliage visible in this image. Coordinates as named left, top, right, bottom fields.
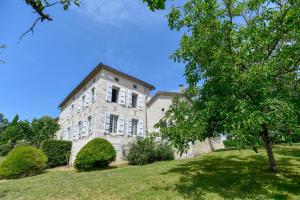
left=41, top=140, right=72, bottom=168
left=157, top=0, right=300, bottom=171
left=1, top=115, right=33, bottom=144
left=74, top=138, right=116, bottom=171
left=0, top=113, right=9, bottom=134
left=127, top=138, right=174, bottom=165
left=31, top=116, right=60, bottom=147
left=0, top=142, right=13, bottom=156
left=223, top=140, right=238, bottom=148
left=0, top=146, right=47, bottom=179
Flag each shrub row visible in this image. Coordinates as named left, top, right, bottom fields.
left=127, top=138, right=174, bottom=165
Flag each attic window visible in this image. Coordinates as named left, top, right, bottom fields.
left=93, top=78, right=96, bottom=83
left=162, top=108, right=165, bottom=112
left=114, top=77, right=119, bottom=82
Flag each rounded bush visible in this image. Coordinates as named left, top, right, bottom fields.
left=74, top=138, right=116, bottom=171
left=0, top=146, right=47, bottom=179
left=155, top=142, right=174, bottom=161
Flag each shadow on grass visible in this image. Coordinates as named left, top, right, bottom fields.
left=157, top=150, right=300, bottom=200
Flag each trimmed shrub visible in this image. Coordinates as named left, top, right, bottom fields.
left=0, top=142, right=13, bottom=156
left=74, top=138, right=116, bottom=171
left=127, top=138, right=174, bottom=165
left=41, top=140, right=72, bottom=168
left=0, top=146, right=47, bottom=179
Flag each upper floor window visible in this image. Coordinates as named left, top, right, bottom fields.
left=109, top=115, right=118, bottom=133
left=91, top=87, right=96, bottom=102
left=78, top=121, right=83, bottom=138
left=111, top=87, right=119, bottom=103
left=131, top=93, right=138, bottom=108
left=82, top=95, right=86, bottom=108
left=87, top=116, right=92, bottom=135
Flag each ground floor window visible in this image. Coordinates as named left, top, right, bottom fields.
left=132, top=119, right=138, bottom=135
left=109, top=115, right=118, bottom=133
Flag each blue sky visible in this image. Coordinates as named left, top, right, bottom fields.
left=0, top=0, right=186, bottom=121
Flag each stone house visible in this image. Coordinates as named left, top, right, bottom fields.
left=56, top=63, right=224, bottom=165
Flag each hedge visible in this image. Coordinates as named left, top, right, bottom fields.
left=41, top=140, right=72, bottom=168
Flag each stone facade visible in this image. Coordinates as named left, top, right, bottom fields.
left=56, top=64, right=224, bottom=165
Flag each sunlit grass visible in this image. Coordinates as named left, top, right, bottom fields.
left=0, top=144, right=299, bottom=200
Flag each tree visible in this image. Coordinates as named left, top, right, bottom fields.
left=156, top=0, right=300, bottom=172
left=0, top=113, right=9, bottom=134
left=31, top=116, right=60, bottom=147
left=20, top=0, right=167, bottom=40
left=1, top=115, right=33, bottom=144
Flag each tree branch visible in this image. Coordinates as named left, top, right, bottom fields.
left=18, top=17, right=43, bottom=42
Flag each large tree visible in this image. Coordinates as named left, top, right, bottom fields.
left=156, top=0, right=300, bottom=172
left=0, top=113, right=9, bottom=135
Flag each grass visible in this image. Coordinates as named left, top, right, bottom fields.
left=0, top=144, right=300, bottom=200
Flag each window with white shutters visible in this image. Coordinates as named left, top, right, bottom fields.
left=91, top=87, right=96, bottom=102
left=138, top=120, right=144, bottom=136
left=111, top=87, right=119, bottom=103
left=132, top=119, right=138, bottom=135
left=132, top=93, right=138, bottom=108
left=109, top=115, right=118, bottom=133
left=88, top=116, right=92, bottom=135
left=127, top=118, right=132, bottom=136
left=106, top=83, right=112, bottom=102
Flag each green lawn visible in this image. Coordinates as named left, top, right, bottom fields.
left=0, top=144, right=300, bottom=200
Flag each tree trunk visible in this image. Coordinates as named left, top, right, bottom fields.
left=260, top=125, right=277, bottom=172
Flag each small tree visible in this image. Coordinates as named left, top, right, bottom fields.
left=31, top=116, right=60, bottom=147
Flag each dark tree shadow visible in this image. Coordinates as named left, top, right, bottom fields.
left=155, top=149, right=300, bottom=200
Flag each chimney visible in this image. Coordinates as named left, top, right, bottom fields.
left=179, top=84, right=185, bottom=93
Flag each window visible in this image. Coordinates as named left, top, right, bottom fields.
left=132, top=119, right=138, bottom=135
left=91, top=87, right=96, bottom=102
left=67, top=127, right=71, bottom=140
left=111, top=87, right=119, bottom=103
left=109, top=115, right=118, bottom=133
left=132, top=93, right=138, bottom=108
left=88, top=116, right=92, bottom=135
left=78, top=121, right=83, bottom=138
left=82, top=95, right=86, bottom=109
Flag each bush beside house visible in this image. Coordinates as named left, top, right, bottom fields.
left=74, top=138, right=116, bottom=171
left=127, top=138, right=174, bottom=165
left=41, top=140, right=72, bottom=168
left=0, top=146, right=47, bottom=179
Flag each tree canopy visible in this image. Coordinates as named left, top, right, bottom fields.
left=156, top=0, right=300, bottom=172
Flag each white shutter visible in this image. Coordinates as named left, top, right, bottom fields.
left=106, top=83, right=112, bottom=102
left=104, top=112, right=111, bottom=133
left=138, top=94, right=144, bottom=110
left=138, top=119, right=144, bottom=137
left=117, top=115, right=125, bottom=135
left=127, top=90, right=132, bottom=108
left=127, top=118, right=132, bottom=136
left=118, top=88, right=126, bottom=105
